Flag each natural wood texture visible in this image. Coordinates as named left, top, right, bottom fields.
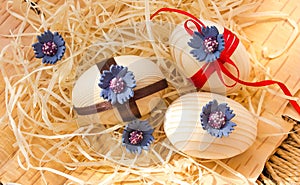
left=164, top=92, right=257, bottom=159
left=72, top=55, right=166, bottom=125
left=169, top=20, right=250, bottom=94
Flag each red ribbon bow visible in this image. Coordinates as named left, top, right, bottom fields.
left=151, top=7, right=300, bottom=115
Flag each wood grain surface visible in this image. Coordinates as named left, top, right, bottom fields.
left=164, top=92, right=257, bottom=159
left=169, top=20, right=251, bottom=94
left=72, top=55, right=166, bottom=125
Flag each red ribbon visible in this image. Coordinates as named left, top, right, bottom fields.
left=151, top=8, right=300, bottom=115
left=190, top=29, right=240, bottom=88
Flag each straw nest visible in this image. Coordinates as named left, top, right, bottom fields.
left=0, top=0, right=299, bottom=184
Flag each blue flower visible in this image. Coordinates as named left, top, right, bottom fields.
left=98, top=65, right=136, bottom=105
left=188, top=26, right=225, bottom=62
left=122, top=119, right=154, bottom=154
left=32, top=30, right=66, bottom=64
left=200, top=99, right=236, bottom=138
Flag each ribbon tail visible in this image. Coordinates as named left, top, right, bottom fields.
left=190, top=63, right=215, bottom=88
left=214, top=61, right=238, bottom=88
left=150, top=7, right=205, bottom=27
left=184, top=19, right=202, bottom=36
left=219, top=63, right=300, bottom=115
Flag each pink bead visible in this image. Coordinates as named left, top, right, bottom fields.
left=129, top=130, right=143, bottom=145
left=203, top=37, right=219, bottom=53
left=109, top=77, right=125, bottom=94
left=208, top=111, right=226, bottom=129
left=42, top=41, right=58, bottom=56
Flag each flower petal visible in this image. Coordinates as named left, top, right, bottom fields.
left=201, top=100, right=237, bottom=138
left=213, top=50, right=221, bottom=59
left=217, top=103, right=227, bottom=113
left=225, top=121, right=237, bottom=129
left=200, top=113, right=209, bottom=130
left=122, top=129, right=131, bottom=144
left=110, top=65, right=124, bottom=76
left=42, top=55, right=58, bottom=64
left=205, top=53, right=217, bottom=62
left=122, top=119, right=154, bottom=154
left=116, top=93, right=124, bottom=104
left=38, top=30, right=54, bottom=43
left=210, top=100, right=218, bottom=112
left=225, top=109, right=235, bottom=121
left=109, top=90, right=117, bottom=104
left=99, top=71, right=114, bottom=89
left=188, top=32, right=204, bottom=48
left=202, top=26, right=219, bottom=38
left=115, top=87, right=132, bottom=104
left=190, top=48, right=207, bottom=62
left=116, top=67, right=128, bottom=78
left=207, top=127, right=220, bottom=137
left=127, top=120, right=140, bottom=130
left=189, top=27, right=223, bottom=63
left=123, top=71, right=136, bottom=88
left=53, top=32, right=65, bottom=47
left=124, top=87, right=134, bottom=98
left=142, top=129, right=154, bottom=135
left=195, top=31, right=205, bottom=40
left=140, top=134, right=154, bottom=148
left=138, top=120, right=153, bottom=132
left=32, top=42, right=44, bottom=58
left=220, top=121, right=236, bottom=137
left=217, top=34, right=225, bottom=52
left=125, top=144, right=142, bottom=154
left=221, top=131, right=229, bottom=137
left=56, top=45, right=66, bottom=60
left=202, top=104, right=211, bottom=116
left=100, top=88, right=109, bottom=99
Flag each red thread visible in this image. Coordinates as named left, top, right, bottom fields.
left=190, top=63, right=210, bottom=88
left=184, top=19, right=202, bottom=36
left=218, top=62, right=300, bottom=115
left=150, top=7, right=205, bottom=35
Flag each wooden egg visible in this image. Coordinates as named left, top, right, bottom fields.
left=169, top=20, right=250, bottom=94
left=72, top=55, right=168, bottom=125
left=164, top=92, right=257, bottom=159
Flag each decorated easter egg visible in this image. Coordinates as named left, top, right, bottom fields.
left=164, top=92, right=257, bottom=159
left=72, top=55, right=168, bottom=125
left=169, top=19, right=250, bottom=94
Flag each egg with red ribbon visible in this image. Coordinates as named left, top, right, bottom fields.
left=151, top=8, right=300, bottom=116
left=151, top=8, right=250, bottom=94
left=169, top=20, right=250, bottom=94
left=72, top=55, right=168, bottom=126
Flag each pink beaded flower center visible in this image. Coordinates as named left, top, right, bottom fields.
left=203, top=37, right=219, bottom=53
left=42, top=41, right=58, bottom=56
left=109, top=77, right=125, bottom=94
left=208, top=111, right=226, bottom=129
left=129, top=130, right=143, bottom=145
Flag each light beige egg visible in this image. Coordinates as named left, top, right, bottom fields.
left=72, top=55, right=167, bottom=125
left=164, top=92, right=257, bottom=159
left=169, top=20, right=250, bottom=94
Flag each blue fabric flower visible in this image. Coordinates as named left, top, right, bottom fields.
left=32, top=30, right=66, bottom=64
left=188, top=26, right=225, bottom=62
left=98, top=65, right=136, bottom=105
left=122, top=119, right=154, bottom=154
left=200, top=99, right=236, bottom=138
